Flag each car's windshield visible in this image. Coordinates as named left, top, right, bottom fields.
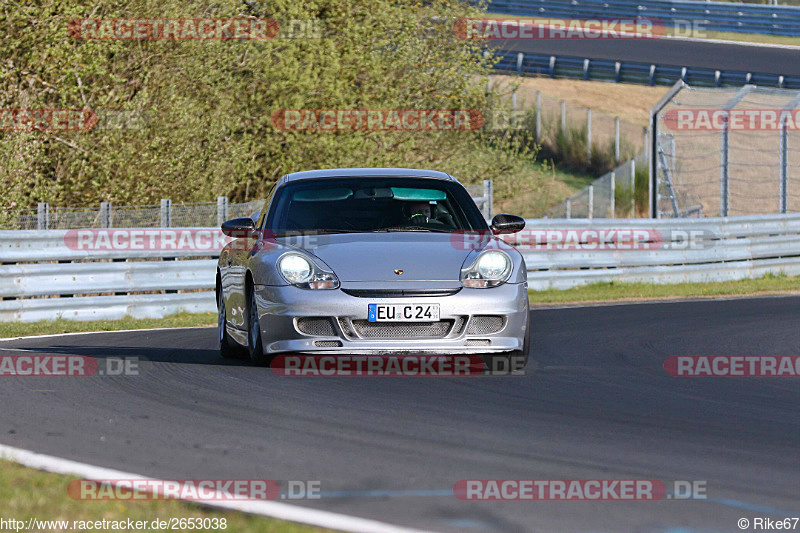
left=266, top=177, right=488, bottom=235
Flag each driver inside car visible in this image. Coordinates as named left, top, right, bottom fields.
left=406, top=201, right=432, bottom=224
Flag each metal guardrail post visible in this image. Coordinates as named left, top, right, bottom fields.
left=649, top=81, right=688, bottom=219
left=778, top=95, right=800, bottom=214
left=217, top=196, right=229, bottom=226
left=780, top=118, right=788, bottom=214
left=37, top=203, right=49, bottom=230
left=615, top=118, right=620, bottom=163
left=720, top=114, right=730, bottom=217
left=100, top=202, right=111, bottom=228
left=588, top=185, right=594, bottom=220
left=718, top=85, right=754, bottom=218
left=516, top=52, right=523, bottom=76
left=160, top=199, right=172, bottom=228
left=560, top=101, right=566, bottom=132
left=536, top=92, right=542, bottom=142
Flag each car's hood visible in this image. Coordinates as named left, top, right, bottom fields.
left=289, top=232, right=476, bottom=282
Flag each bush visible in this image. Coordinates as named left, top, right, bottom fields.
left=613, top=161, right=649, bottom=217
left=505, top=107, right=636, bottom=178
left=1, top=0, right=548, bottom=212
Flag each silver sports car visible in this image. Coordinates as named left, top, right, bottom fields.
left=216, top=168, right=530, bottom=370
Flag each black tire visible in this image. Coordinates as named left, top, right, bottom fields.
left=246, top=283, right=271, bottom=366
left=218, top=290, right=246, bottom=359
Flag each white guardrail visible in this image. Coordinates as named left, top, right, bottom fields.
left=2, top=213, right=800, bottom=322
left=0, top=229, right=219, bottom=322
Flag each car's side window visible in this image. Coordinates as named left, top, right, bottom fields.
left=258, top=181, right=279, bottom=231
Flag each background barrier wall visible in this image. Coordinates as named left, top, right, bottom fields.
left=489, top=0, right=800, bottom=36
left=3, top=213, right=800, bottom=322
left=492, top=50, right=800, bottom=89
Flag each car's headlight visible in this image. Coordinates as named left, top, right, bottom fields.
left=461, top=250, right=512, bottom=288
left=278, top=253, right=339, bottom=289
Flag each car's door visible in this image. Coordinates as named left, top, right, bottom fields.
left=221, top=187, right=277, bottom=330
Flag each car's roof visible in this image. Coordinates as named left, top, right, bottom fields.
left=279, top=168, right=456, bottom=185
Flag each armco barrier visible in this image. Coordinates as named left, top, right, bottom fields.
left=0, top=229, right=220, bottom=322
left=0, top=292, right=215, bottom=324
left=492, top=50, right=800, bottom=89
left=516, top=214, right=800, bottom=289
left=3, top=214, right=800, bottom=322
left=489, top=0, right=800, bottom=36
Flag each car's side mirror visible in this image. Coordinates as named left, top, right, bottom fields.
left=221, top=217, right=257, bottom=238
left=490, top=214, right=525, bottom=234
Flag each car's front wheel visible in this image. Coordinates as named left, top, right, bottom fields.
left=247, top=284, right=271, bottom=366
left=218, top=290, right=246, bottom=359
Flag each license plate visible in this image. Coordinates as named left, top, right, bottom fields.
left=368, top=304, right=440, bottom=322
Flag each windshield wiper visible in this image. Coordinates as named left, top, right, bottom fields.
left=381, top=225, right=454, bottom=233
left=312, top=229, right=367, bottom=234
left=273, top=229, right=365, bottom=237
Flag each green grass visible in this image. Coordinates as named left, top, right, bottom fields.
left=0, top=312, right=215, bottom=339
left=529, top=273, right=800, bottom=305
left=0, top=459, right=331, bottom=532
left=549, top=163, right=596, bottom=191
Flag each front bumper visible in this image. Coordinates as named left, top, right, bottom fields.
left=253, top=281, right=529, bottom=355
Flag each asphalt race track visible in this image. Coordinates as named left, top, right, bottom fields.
left=491, top=38, right=800, bottom=77
left=1, top=296, right=799, bottom=532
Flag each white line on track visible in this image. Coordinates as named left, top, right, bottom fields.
left=0, top=325, right=214, bottom=343
left=662, top=33, right=800, bottom=50
left=531, top=292, right=800, bottom=310
left=0, top=443, right=432, bottom=533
